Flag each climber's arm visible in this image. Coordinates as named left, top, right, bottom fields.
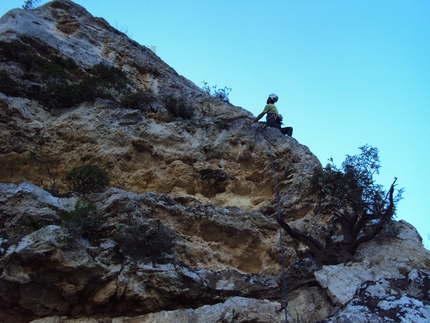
left=252, top=112, right=265, bottom=124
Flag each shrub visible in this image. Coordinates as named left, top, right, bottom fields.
left=45, top=63, right=130, bottom=108
left=87, top=63, right=129, bottom=91
left=120, top=88, right=155, bottom=110
left=1, top=39, right=134, bottom=109
left=310, top=145, right=403, bottom=215
left=0, top=40, right=78, bottom=80
left=114, top=219, right=175, bottom=260
left=26, top=217, right=44, bottom=232
left=162, top=94, right=192, bottom=119
left=0, top=71, right=22, bottom=97
left=23, top=0, right=41, bottom=9
left=202, top=81, right=232, bottom=102
left=279, top=144, right=403, bottom=265
left=64, top=164, right=110, bottom=195
left=61, top=199, right=102, bottom=240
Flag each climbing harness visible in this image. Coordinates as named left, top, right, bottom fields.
left=266, top=136, right=289, bottom=323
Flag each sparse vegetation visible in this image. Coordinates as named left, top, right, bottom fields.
left=22, top=0, right=41, bottom=9
left=202, top=81, right=232, bottom=102
left=197, top=101, right=211, bottom=117
left=4, top=216, right=45, bottom=235
left=26, top=217, right=44, bottom=232
left=0, top=38, right=165, bottom=116
left=88, top=62, right=129, bottom=91
left=61, top=199, right=102, bottom=240
left=44, top=62, right=130, bottom=108
left=120, top=88, right=155, bottom=110
left=63, top=164, right=110, bottom=195
left=162, top=94, right=193, bottom=119
left=0, top=39, right=79, bottom=80
left=278, top=145, right=403, bottom=265
left=114, top=218, right=175, bottom=260
left=0, top=39, right=135, bottom=109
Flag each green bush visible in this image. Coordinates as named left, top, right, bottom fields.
left=202, top=81, right=232, bottom=102
left=88, top=63, right=129, bottom=91
left=61, top=199, right=102, bottom=240
left=120, top=88, right=155, bottom=110
left=0, top=39, right=130, bottom=108
left=310, top=144, right=403, bottom=216
left=23, top=0, right=41, bottom=9
left=64, top=164, right=110, bottom=195
left=0, top=40, right=79, bottom=80
left=278, top=144, right=404, bottom=265
left=25, top=217, right=44, bottom=232
left=46, top=82, right=97, bottom=108
left=162, top=94, right=192, bottom=119
left=114, top=219, right=175, bottom=260
left=44, top=63, right=130, bottom=108
left=214, top=119, right=230, bottom=130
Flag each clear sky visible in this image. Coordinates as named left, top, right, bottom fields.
left=2, top=1, right=429, bottom=248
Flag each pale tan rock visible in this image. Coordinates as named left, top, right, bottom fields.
left=92, top=279, right=118, bottom=306
left=109, top=297, right=285, bottom=323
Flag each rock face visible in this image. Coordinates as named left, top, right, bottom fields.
left=320, top=270, right=430, bottom=323
left=0, top=1, right=430, bottom=323
left=0, top=0, right=316, bottom=214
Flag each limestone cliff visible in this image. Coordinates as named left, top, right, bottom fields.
left=0, top=1, right=429, bottom=323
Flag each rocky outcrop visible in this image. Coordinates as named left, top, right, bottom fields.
left=1, top=182, right=430, bottom=323
left=0, top=0, right=317, bottom=215
left=1, top=1, right=430, bottom=322
left=314, top=220, right=430, bottom=306
left=320, top=269, right=430, bottom=323
left=27, top=298, right=286, bottom=323
left=0, top=182, right=286, bottom=322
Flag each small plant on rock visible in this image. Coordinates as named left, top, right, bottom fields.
left=61, top=199, right=102, bottom=240
left=202, top=81, right=232, bottom=102
left=120, top=88, right=155, bottom=110
left=22, top=0, right=41, bottom=9
left=46, top=63, right=129, bottom=108
left=162, top=94, right=192, bottom=119
left=114, top=218, right=175, bottom=260
left=64, top=164, right=110, bottom=195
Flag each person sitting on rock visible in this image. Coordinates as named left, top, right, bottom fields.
left=251, top=93, right=293, bottom=136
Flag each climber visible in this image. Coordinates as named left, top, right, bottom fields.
left=251, top=93, right=293, bottom=136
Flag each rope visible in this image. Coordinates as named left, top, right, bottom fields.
left=266, top=137, right=289, bottom=323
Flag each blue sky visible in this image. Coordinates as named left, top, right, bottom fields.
left=2, top=1, right=429, bottom=248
